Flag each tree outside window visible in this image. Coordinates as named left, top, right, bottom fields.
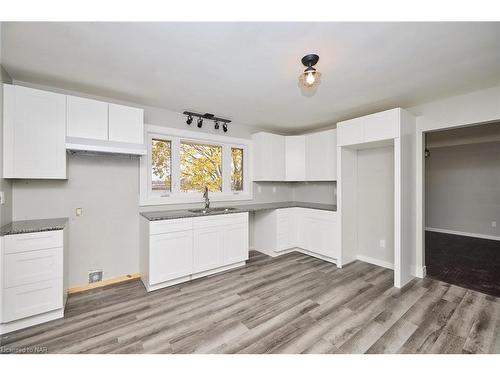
left=151, top=139, right=171, bottom=191
left=180, top=142, right=222, bottom=192
left=231, top=147, right=244, bottom=191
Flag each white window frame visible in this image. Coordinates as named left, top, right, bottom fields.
left=140, top=124, right=252, bottom=206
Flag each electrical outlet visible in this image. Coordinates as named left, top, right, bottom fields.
left=492, top=221, right=497, bottom=228
left=379, top=239, right=386, bottom=249
left=76, top=208, right=83, bottom=217
left=88, top=270, right=103, bottom=283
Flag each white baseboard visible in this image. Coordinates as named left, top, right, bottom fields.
left=413, top=265, right=426, bottom=278
left=356, top=255, right=394, bottom=270
left=425, top=227, right=500, bottom=242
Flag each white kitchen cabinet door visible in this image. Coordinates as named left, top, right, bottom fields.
left=270, top=134, right=286, bottom=181
left=306, top=129, right=337, bottom=181
left=336, top=117, right=364, bottom=147
left=277, top=208, right=297, bottom=251
left=223, top=222, right=248, bottom=265
left=66, top=96, right=108, bottom=140
left=285, top=136, right=306, bottom=181
left=252, top=132, right=285, bottom=181
left=149, top=231, right=193, bottom=284
left=302, top=212, right=338, bottom=259
left=108, top=103, right=144, bottom=144
left=193, top=227, right=224, bottom=273
left=3, top=84, right=67, bottom=179
left=363, top=109, right=399, bottom=143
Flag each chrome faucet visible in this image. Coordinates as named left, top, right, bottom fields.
left=203, top=186, right=210, bottom=210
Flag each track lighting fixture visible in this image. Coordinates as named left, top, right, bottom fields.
left=298, top=54, right=321, bottom=89
left=183, top=111, right=231, bottom=133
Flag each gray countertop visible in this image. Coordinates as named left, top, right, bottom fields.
left=140, top=201, right=336, bottom=221
left=0, top=218, right=69, bottom=236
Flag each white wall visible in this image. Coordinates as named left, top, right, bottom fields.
left=292, top=181, right=336, bottom=204
left=356, top=146, right=394, bottom=266
left=425, top=141, right=500, bottom=238
left=0, top=22, right=14, bottom=227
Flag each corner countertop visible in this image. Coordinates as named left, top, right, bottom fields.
left=140, top=201, right=337, bottom=221
left=0, top=218, right=69, bottom=236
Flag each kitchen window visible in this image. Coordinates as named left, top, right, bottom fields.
left=231, top=147, right=244, bottom=191
left=140, top=125, right=251, bottom=205
left=180, top=141, right=222, bottom=193
left=151, top=139, right=172, bottom=192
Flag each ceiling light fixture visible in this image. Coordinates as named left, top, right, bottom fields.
left=214, top=120, right=220, bottom=130
left=197, top=117, right=203, bottom=128
left=222, top=122, right=228, bottom=133
left=186, top=115, right=193, bottom=125
left=299, top=54, right=321, bottom=89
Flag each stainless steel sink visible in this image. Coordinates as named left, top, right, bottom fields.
left=188, top=207, right=237, bottom=214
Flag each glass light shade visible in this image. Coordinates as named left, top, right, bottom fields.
left=298, top=70, right=321, bottom=89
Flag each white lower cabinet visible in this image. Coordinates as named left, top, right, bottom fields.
left=140, top=213, right=249, bottom=291
left=193, top=227, right=224, bottom=273
left=255, top=208, right=338, bottom=263
left=0, top=228, right=67, bottom=334
left=149, top=231, right=193, bottom=284
left=301, top=209, right=338, bottom=259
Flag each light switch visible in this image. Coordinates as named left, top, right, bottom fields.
left=0, top=191, right=4, bottom=205
left=379, top=239, right=386, bottom=249
left=492, top=221, right=497, bottom=228
left=257, top=185, right=262, bottom=193
left=76, top=208, right=83, bottom=217
left=272, top=186, right=277, bottom=193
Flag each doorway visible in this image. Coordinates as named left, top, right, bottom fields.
left=424, top=121, right=500, bottom=296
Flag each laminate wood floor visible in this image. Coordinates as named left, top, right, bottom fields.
left=2, top=251, right=499, bottom=354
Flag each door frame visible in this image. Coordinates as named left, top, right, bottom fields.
left=415, top=118, right=500, bottom=278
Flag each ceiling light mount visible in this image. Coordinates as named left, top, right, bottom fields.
left=299, top=53, right=321, bottom=90
left=183, top=111, right=231, bottom=132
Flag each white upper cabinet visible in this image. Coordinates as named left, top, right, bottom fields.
left=285, top=136, right=306, bottom=181
left=67, top=96, right=108, bottom=140
left=337, top=108, right=400, bottom=147
left=252, top=129, right=337, bottom=182
left=108, top=103, right=144, bottom=144
left=3, top=84, right=67, bottom=179
left=363, top=109, right=399, bottom=143
left=306, top=129, right=337, bottom=181
left=252, top=132, right=286, bottom=181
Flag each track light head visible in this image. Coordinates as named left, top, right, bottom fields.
left=222, top=122, right=228, bottom=133
left=214, top=120, right=220, bottom=130
left=197, top=117, right=203, bottom=128
left=186, top=115, right=193, bottom=125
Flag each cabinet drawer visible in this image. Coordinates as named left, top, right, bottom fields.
left=193, top=212, right=248, bottom=229
left=4, top=248, right=63, bottom=288
left=150, top=218, right=193, bottom=235
left=3, top=230, right=63, bottom=254
left=2, top=279, right=63, bottom=323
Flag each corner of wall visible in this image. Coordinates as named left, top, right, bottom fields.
left=0, top=61, right=14, bottom=227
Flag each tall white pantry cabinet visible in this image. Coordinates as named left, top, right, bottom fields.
left=336, top=108, right=417, bottom=288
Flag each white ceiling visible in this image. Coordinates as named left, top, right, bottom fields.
left=2, top=22, right=500, bottom=132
